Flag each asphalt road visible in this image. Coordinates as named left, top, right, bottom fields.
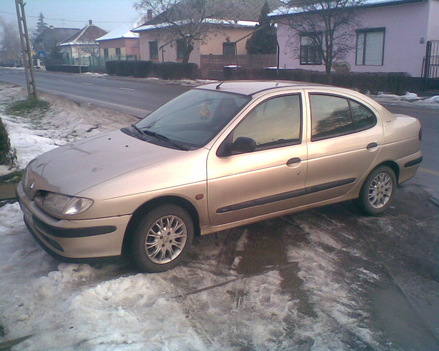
left=0, top=68, right=190, bottom=117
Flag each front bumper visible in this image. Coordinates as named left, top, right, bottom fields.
left=17, top=182, right=131, bottom=261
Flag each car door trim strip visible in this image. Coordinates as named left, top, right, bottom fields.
left=216, top=178, right=356, bottom=214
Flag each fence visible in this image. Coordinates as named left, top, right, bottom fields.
left=422, top=40, right=439, bottom=92
left=200, top=54, right=277, bottom=79
left=62, top=55, right=138, bottom=72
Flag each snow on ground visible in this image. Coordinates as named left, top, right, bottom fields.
left=0, top=81, right=437, bottom=350
left=373, top=91, right=439, bottom=108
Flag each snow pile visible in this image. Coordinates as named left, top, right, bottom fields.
left=373, top=91, right=439, bottom=107
left=0, top=84, right=138, bottom=174
left=0, top=203, right=292, bottom=350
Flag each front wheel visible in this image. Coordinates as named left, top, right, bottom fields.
left=131, top=205, right=194, bottom=272
left=358, top=166, right=396, bottom=215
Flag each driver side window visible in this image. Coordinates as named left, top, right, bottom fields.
left=232, top=94, right=302, bottom=150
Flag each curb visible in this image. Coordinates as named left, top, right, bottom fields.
left=0, top=183, right=17, bottom=201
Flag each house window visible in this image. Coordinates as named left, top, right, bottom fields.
left=149, top=41, right=158, bottom=60
left=356, top=28, right=385, bottom=66
left=300, top=35, right=322, bottom=65
left=115, top=48, right=121, bottom=56
left=223, top=42, right=236, bottom=57
left=103, top=48, right=109, bottom=58
left=177, top=39, right=185, bottom=60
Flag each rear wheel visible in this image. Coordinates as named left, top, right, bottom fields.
left=131, top=205, right=194, bottom=272
left=358, top=166, right=396, bottom=215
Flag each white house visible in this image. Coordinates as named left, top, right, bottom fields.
left=270, top=0, right=439, bottom=78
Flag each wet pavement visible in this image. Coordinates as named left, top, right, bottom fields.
left=179, top=180, right=439, bottom=350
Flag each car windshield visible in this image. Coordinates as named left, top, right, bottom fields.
left=133, top=89, right=250, bottom=149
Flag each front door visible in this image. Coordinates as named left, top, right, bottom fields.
left=207, top=93, right=308, bottom=226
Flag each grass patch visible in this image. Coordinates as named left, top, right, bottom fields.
left=6, top=97, right=50, bottom=116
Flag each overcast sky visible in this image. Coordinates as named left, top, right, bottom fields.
left=0, top=0, right=143, bottom=33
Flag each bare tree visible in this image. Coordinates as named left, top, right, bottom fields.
left=134, top=0, right=244, bottom=63
left=276, top=0, right=363, bottom=80
left=0, top=17, right=22, bottom=65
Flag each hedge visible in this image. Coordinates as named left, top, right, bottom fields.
left=45, top=65, right=89, bottom=73
left=152, top=62, right=199, bottom=80
left=106, top=61, right=198, bottom=80
left=0, top=118, right=13, bottom=166
left=223, top=67, right=413, bottom=95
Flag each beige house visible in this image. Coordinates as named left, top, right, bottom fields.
left=133, top=20, right=259, bottom=66
left=132, top=0, right=282, bottom=77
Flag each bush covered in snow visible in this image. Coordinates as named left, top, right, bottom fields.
left=0, top=117, right=16, bottom=167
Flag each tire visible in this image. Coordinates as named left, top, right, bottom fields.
left=358, top=165, right=396, bottom=216
left=131, top=205, right=194, bottom=273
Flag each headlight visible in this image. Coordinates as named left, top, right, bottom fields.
left=41, top=193, right=94, bottom=216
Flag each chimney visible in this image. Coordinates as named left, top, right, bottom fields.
left=89, top=20, right=92, bottom=25
left=147, top=10, right=153, bottom=21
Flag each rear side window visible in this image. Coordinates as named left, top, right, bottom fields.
left=310, top=94, right=377, bottom=141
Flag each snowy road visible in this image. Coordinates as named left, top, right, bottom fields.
left=1, top=83, right=438, bottom=350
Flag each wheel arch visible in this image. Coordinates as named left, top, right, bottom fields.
left=357, top=160, right=400, bottom=199
left=122, top=196, right=201, bottom=255
left=375, top=160, right=400, bottom=184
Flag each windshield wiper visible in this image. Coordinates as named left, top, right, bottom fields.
left=131, top=124, right=144, bottom=136
left=141, top=129, right=189, bottom=151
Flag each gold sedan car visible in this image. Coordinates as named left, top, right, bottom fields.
left=17, top=81, right=422, bottom=272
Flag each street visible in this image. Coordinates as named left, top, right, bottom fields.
left=0, top=68, right=190, bottom=117
left=0, top=69, right=438, bottom=350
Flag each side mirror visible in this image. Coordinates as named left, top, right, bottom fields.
left=217, top=137, right=257, bottom=157
left=231, top=137, right=257, bottom=154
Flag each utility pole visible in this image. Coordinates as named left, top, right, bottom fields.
left=15, top=0, right=38, bottom=99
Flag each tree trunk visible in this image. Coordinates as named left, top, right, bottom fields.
left=325, top=62, right=333, bottom=84
left=182, top=46, right=193, bottom=64
left=181, top=38, right=194, bottom=64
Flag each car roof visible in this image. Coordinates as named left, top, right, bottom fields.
left=195, top=80, right=327, bottom=96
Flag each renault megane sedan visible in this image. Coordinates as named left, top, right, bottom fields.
left=17, top=81, right=423, bottom=272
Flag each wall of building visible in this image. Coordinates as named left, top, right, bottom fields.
left=427, top=0, right=439, bottom=40
left=138, top=26, right=255, bottom=66
left=200, top=27, right=255, bottom=55
left=276, top=2, right=436, bottom=77
left=98, top=38, right=140, bottom=59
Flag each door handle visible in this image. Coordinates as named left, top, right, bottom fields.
left=366, top=142, right=378, bottom=150
left=287, top=157, right=301, bottom=166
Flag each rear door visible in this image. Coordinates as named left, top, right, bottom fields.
left=304, top=91, right=384, bottom=202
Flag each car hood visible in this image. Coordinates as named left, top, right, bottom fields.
left=27, top=129, right=190, bottom=196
